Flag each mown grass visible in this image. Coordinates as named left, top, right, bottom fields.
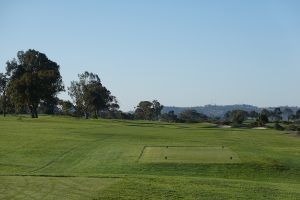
left=139, top=146, right=241, bottom=163
left=0, top=116, right=299, bottom=199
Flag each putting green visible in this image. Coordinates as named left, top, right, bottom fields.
left=139, top=146, right=241, bottom=164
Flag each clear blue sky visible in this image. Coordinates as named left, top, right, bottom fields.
left=1, top=0, right=300, bottom=111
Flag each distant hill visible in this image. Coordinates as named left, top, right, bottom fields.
left=162, top=104, right=299, bottom=118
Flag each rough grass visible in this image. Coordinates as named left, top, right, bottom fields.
left=0, top=116, right=300, bottom=199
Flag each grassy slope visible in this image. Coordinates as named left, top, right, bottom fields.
left=0, top=116, right=299, bottom=199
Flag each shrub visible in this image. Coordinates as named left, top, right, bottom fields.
left=286, top=124, right=298, bottom=131
left=249, top=121, right=259, bottom=128
left=274, top=123, right=285, bottom=131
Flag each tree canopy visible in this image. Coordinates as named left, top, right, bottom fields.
left=225, top=110, right=248, bottom=125
left=272, top=107, right=282, bottom=121
left=0, top=73, right=6, bottom=93
left=5, top=49, right=64, bottom=118
left=257, top=112, right=269, bottom=126
left=179, top=109, right=208, bottom=123
left=0, top=73, right=8, bottom=117
left=134, top=100, right=163, bottom=120
left=161, top=110, right=178, bottom=123
left=68, top=71, right=117, bottom=119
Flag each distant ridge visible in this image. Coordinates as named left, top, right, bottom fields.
left=162, top=104, right=300, bottom=118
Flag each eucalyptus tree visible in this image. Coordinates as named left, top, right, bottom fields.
left=134, top=100, right=163, bottom=120
left=273, top=107, right=282, bottom=121
left=134, top=101, right=154, bottom=120
left=257, top=112, right=269, bottom=126
left=6, top=50, right=64, bottom=118
left=179, top=109, right=208, bottom=123
left=152, top=100, right=164, bottom=120
left=224, top=110, right=248, bottom=125
left=161, top=111, right=178, bottom=123
left=68, top=71, right=117, bottom=119
left=0, top=73, right=8, bottom=117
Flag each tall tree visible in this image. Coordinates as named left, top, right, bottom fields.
left=134, top=101, right=154, bottom=120
left=0, top=73, right=8, bottom=117
left=226, top=110, right=248, bottom=125
left=68, top=71, right=116, bottom=119
left=58, top=99, right=74, bottom=115
left=179, top=109, right=208, bottom=123
left=161, top=110, right=178, bottom=123
left=248, top=110, right=259, bottom=119
left=257, top=112, right=269, bottom=126
left=224, top=111, right=232, bottom=121
left=134, top=100, right=163, bottom=120
left=261, top=109, right=271, bottom=117
left=6, top=50, right=64, bottom=118
left=38, top=97, right=59, bottom=114
left=152, top=100, right=164, bottom=120
left=272, top=107, right=282, bottom=121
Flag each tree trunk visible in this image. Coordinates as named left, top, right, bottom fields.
left=3, top=91, right=6, bottom=117
left=29, top=105, right=38, bottom=118
left=94, top=110, right=98, bottom=119
left=29, top=106, right=35, bottom=118
left=34, top=106, right=38, bottom=118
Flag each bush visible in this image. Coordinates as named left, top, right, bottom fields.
left=293, top=120, right=300, bottom=125
left=248, top=121, right=259, bottom=128
left=286, top=124, right=298, bottom=131
left=274, top=123, right=285, bottom=131
left=282, top=121, right=290, bottom=125
left=220, top=121, right=231, bottom=126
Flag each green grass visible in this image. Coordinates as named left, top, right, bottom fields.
left=0, top=176, right=119, bottom=200
left=139, top=146, right=241, bottom=163
left=0, top=116, right=300, bottom=199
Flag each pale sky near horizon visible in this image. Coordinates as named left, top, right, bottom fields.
left=1, top=0, right=300, bottom=111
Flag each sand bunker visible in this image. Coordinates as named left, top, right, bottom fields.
left=252, top=127, right=267, bottom=130
left=217, top=125, right=232, bottom=128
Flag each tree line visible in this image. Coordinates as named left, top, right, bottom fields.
left=1, top=49, right=300, bottom=128
left=0, top=49, right=223, bottom=122
left=0, top=50, right=121, bottom=119
left=0, top=50, right=162, bottom=119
